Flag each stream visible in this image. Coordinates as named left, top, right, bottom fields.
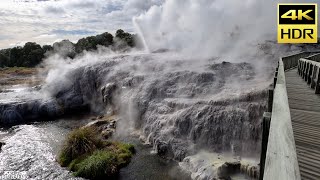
left=0, top=80, right=190, bottom=180
left=0, top=117, right=190, bottom=180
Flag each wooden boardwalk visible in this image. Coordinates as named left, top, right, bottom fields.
left=285, top=69, right=320, bottom=180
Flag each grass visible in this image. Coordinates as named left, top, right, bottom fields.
left=58, top=127, right=134, bottom=179
left=0, top=67, right=43, bottom=86
left=58, top=127, right=104, bottom=167
left=0, top=67, right=38, bottom=76
left=73, top=150, right=118, bottom=179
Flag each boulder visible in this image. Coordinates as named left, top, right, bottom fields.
left=217, top=161, right=241, bottom=179
left=85, top=115, right=118, bottom=139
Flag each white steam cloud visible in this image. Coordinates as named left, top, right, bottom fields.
left=133, top=0, right=305, bottom=58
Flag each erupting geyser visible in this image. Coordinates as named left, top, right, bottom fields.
left=0, top=0, right=310, bottom=179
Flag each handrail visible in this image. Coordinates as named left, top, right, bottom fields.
left=305, top=53, right=320, bottom=62
left=298, top=58, right=320, bottom=94
left=259, top=51, right=319, bottom=180
left=281, top=51, right=320, bottom=70
left=262, top=59, right=301, bottom=180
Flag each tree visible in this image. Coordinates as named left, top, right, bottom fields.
left=9, top=46, right=23, bottom=67
left=115, top=29, right=134, bottom=47
left=0, top=30, right=138, bottom=67
left=75, top=32, right=114, bottom=53
left=43, top=45, right=53, bottom=52
left=0, top=49, right=10, bottom=67
left=21, top=42, right=44, bottom=66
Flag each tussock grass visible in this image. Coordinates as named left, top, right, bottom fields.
left=58, top=127, right=134, bottom=179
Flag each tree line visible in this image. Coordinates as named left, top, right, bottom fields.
left=0, top=29, right=138, bottom=67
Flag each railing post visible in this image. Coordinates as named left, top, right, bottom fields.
left=259, top=112, right=271, bottom=180
left=304, top=63, right=309, bottom=82
left=274, top=66, right=279, bottom=89
left=298, top=60, right=301, bottom=75
left=302, top=62, right=307, bottom=78
left=310, top=65, right=317, bottom=89
left=315, top=68, right=320, bottom=94
left=307, top=64, right=313, bottom=84
left=268, top=88, right=274, bottom=112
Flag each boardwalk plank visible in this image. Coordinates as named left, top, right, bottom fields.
left=285, top=69, right=320, bottom=180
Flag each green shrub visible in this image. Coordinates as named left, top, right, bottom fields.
left=58, top=127, right=135, bottom=179
left=74, top=150, right=118, bottom=179
left=58, top=127, right=104, bottom=166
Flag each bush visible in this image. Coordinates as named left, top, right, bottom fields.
left=58, top=127, right=134, bottom=179
left=58, top=127, right=104, bottom=166
left=73, top=150, right=118, bottom=179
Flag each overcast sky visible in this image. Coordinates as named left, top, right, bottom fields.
left=0, top=0, right=163, bottom=49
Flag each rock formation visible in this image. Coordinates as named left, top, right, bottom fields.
left=0, top=53, right=270, bottom=172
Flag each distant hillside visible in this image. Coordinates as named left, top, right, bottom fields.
left=0, top=29, right=138, bottom=68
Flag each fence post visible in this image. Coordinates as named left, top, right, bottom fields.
left=259, top=112, right=271, bottom=180
left=274, top=66, right=279, bottom=89
left=310, top=66, right=317, bottom=88
left=298, top=60, right=301, bottom=75
left=305, top=63, right=310, bottom=82
left=315, top=68, right=320, bottom=94
left=307, top=64, right=313, bottom=84
left=303, top=62, right=307, bottom=79
left=268, top=88, right=274, bottom=112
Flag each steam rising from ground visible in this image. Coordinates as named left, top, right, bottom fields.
left=35, top=1, right=310, bottom=179
left=133, top=0, right=290, bottom=58
left=2, top=0, right=317, bottom=179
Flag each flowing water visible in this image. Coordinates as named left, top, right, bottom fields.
left=0, top=118, right=88, bottom=180
left=0, top=118, right=190, bottom=180
left=116, top=137, right=191, bottom=180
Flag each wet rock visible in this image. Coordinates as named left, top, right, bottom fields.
left=240, top=163, right=259, bottom=179
left=0, top=141, right=5, bottom=151
left=0, top=99, right=64, bottom=126
left=101, top=129, right=114, bottom=139
left=85, top=116, right=118, bottom=139
left=217, top=161, right=241, bottom=179
left=180, top=152, right=260, bottom=180
left=101, top=83, right=117, bottom=104
left=1, top=54, right=268, bottom=162
left=156, top=141, right=171, bottom=157
left=32, top=85, right=42, bottom=91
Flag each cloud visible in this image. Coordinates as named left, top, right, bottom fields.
left=67, top=1, right=96, bottom=9
left=45, top=6, right=65, bottom=14
left=0, top=35, right=10, bottom=41
left=51, top=29, right=96, bottom=35
left=9, top=41, right=27, bottom=47
left=0, top=0, right=165, bottom=49
left=124, top=0, right=163, bottom=11
left=34, top=34, right=57, bottom=39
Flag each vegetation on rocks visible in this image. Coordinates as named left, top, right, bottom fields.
left=58, top=127, right=134, bottom=179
